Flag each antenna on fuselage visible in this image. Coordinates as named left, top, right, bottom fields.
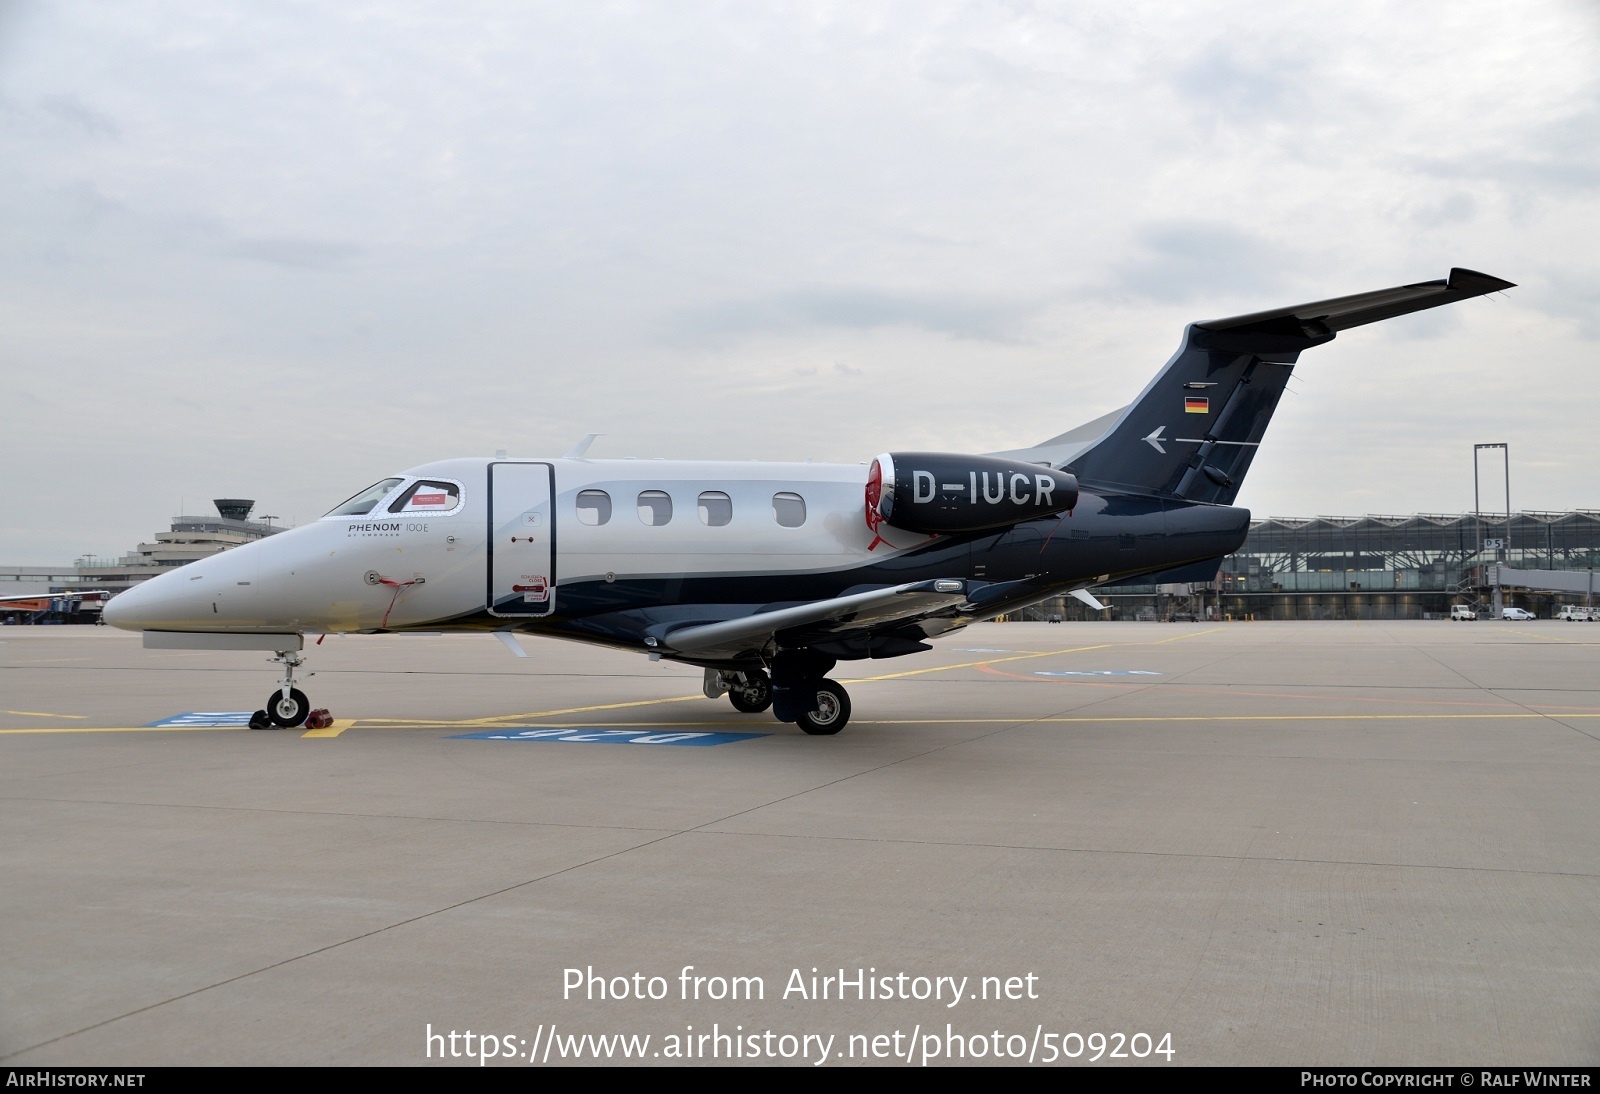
left=564, top=433, right=602, bottom=460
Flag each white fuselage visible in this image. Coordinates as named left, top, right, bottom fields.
left=103, top=456, right=914, bottom=635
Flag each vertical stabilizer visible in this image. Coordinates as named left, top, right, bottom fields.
left=1059, top=268, right=1513, bottom=503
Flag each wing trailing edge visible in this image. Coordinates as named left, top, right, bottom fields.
left=659, top=580, right=971, bottom=660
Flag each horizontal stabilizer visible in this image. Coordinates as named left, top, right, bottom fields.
left=1195, top=267, right=1515, bottom=353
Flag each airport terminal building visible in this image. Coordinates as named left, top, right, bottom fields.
left=72, top=499, right=283, bottom=593
left=1069, top=510, right=1600, bottom=621
left=1, top=500, right=282, bottom=623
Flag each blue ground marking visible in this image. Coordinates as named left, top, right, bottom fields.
left=450, top=728, right=768, bottom=746
left=147, top=711, right=255, bottom=727
left=1032, top=670, right=1163, bottom=677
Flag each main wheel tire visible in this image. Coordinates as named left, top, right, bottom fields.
left=796, top=679, right=850, bottom=736
left=267, top=687, right=311, bottom=728
left=728, top=670, right=773, bottom=713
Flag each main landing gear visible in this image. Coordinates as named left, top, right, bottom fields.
left=727, top=670, right=773, bottom=714
left=706, top=668, right=774, bottom=714
left=250, top=648, right=316, bottom=730
left=788, top=678, right=850, bottom=736
left=709, top=652, right=853, bottom=735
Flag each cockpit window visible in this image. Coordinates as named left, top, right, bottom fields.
left=388, top=479, right=462, bottom=514
left=325, top=478, right=405, bottom=517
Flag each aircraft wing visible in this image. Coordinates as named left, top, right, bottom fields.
left=659, top=579, right=973, bottom=661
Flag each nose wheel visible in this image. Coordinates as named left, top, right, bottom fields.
left=253, top=648, right=317, bottom=729
left=266, top=688, right=310, bottom=727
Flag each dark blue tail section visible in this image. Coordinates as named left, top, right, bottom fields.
left=1061, top=268, right=1513, bottom=504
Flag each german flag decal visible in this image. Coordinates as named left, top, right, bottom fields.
left=1184, top=396, right=1209, bottom=414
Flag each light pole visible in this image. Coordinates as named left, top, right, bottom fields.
left=1474, top=443, right=1510, bottom=616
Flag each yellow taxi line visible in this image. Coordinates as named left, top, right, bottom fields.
left=0, top=627, right=1253, bottom=735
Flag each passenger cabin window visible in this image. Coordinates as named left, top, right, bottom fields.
left=772, top=492, right=806, bottom=528
left=388, top=479, right=460, bottom=514
left=637, top=490, right=673, bottom=526
left=698, top=491, right=732, bottom=527
left=576, top=490, right=612, bottom=526
left=326, top=478, right=404, bottom=517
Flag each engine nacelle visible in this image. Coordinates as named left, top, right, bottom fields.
left=865, top=452, right=1079, bottom=538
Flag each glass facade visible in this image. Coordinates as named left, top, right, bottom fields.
left=1014, top=511, right=1600, bottom=622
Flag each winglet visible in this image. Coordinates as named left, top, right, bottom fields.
left=494, top=630, right=529, bottom=658
left=1070, top=588, right=1107, bottom=611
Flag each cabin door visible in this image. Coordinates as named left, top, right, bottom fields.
left=488, top=461, right=556, bottom=618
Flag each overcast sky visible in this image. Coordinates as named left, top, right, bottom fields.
left=4, top=0, right=1597, bottom=563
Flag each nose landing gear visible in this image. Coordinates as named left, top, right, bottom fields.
left=251, top=648, right=315, bottom=729
left=267, top=687, right=310, bottom=727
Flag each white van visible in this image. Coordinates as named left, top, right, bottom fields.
left=1501, top=607, right=1535, bottom=621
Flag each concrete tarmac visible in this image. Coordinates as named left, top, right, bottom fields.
left=3, top=621, right=1598, bottom=1066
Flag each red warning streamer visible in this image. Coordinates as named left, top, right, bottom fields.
left=378, top=576, right=421, bottom=628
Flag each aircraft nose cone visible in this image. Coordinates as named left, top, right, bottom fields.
left=101, top=590, right=132, bottom=629
left=102, top=579, right=166, bottom=631
left=102, top=569, right=221, bottom=631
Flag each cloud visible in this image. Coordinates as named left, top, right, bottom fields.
left=1170, top=41, right=1318, bottom=125
left=1412, top=97, right=1600, bottom=193
left=673, top=287, right=1037, bottom=343
left=1110, top=220, right=1290, bottom=303
left=222, top=236, right=363, bottom=270
left=916, top=44, right=1059, bottom=93
left=1410, top=192, right=1477, bottom=227
left=1417, top=153, right=1600, bottom=193
left=1540, top=270, right=1600, bottom=340
left=37, top=93, right=119, bottom=139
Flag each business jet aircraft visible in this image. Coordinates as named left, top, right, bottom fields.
left=104, top=268, right=1512, bottom=734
